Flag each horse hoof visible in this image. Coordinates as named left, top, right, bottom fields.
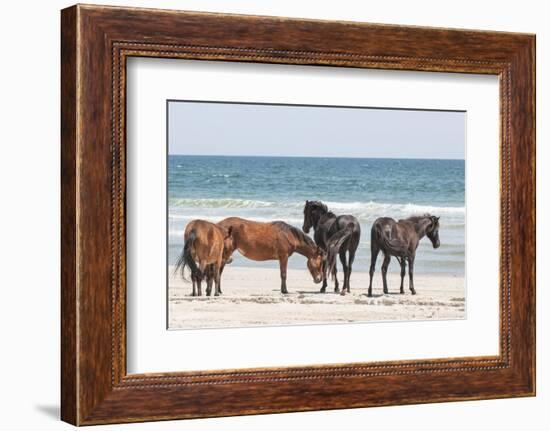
left=334, top=287, right=340, bottom=293
left=320, top=288, right=326, bottom=293
left=410, top=290, right=416, bottom=295
left=400, top=291, right=405, bottom=295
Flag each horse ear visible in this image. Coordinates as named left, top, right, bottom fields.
left=436, top=216, right=440, bottom=222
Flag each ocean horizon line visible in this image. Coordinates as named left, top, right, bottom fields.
left=168, top=154, right=465, bottom=161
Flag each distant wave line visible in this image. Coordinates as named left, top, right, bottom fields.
left=168, top=198, right=465, bottom=215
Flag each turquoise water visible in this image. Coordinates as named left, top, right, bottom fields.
left=168, top=155, right=465, bottom=275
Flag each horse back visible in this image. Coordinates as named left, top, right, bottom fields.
left=371, top=217, right=417, bottom=255
left=218, top=217, right=282, bottom=260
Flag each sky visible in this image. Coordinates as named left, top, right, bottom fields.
left=168, top=101, right=465, bottom=160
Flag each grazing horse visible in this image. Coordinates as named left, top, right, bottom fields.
left=368, top=214, right=440, bottom=297
left=302, top=201, right=361, bottom=295
left=174, top=219, right=235, bottom=297
left=217, top=217, right=324, bottom=293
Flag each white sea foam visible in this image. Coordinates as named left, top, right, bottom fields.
left=169, top=198, right=465, bottom=215
left=323, top=201, right=465, bottom=215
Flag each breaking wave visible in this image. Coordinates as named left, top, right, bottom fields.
left=169, top=198, right=464, bottom=216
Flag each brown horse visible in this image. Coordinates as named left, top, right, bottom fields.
left=217, top=217, right=324, bottom=293
left=368, top=214, right=440, bottom=297
left=174, top=219, right=234, bottom=296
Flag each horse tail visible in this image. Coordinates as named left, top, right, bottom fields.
left=326, top=225, right=354, bottom=279
left=173, top=230, right=203, bottom=281
left=372, top=223, right=408, bottom=258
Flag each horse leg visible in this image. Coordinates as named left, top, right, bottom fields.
left=205, top=265, right=213, bottom=297
left=398, top=257, right=406, bottom=294
left=196, top=278, right=202, bottom=297
left=338, top=250, right=348, bottom=295
left=218, top=262, right=225, bottom=295
left=206, top=278, right=212, bottom=297
left=347, top=249, right=356, bottom=293
left=408, top=256, right=416, bottom=295
left=381, top=253, right=391, bottom=294
left=333, top=265, right=339, bottom=293
left=279, top=255, right=289, bottom=294
left=214, top=264, right=222, bottom=296
left=320, top=260, right=328, bottom=293
left=368, top=247, right=379, bottom=297
left=191, top=274, right=197, bottom=297
left=196, top=263, right=205, bottom=296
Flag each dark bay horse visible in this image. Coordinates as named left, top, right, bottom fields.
left=217, top=217, right=324, bottom=293
left=174, top=219, right=235, bottom=297
left=302, top=201, right=361, bottom=295
left=368, top=214, right=440, bottom=297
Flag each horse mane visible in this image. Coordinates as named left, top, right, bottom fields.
left=404, top=213, right=432, bottom=223
left=306, top=200, right=336, bottom=219
left=272, top=221, right=316, bottom=248
left=306, top=200, right=327, bottom=213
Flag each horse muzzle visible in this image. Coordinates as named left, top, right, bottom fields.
left=433, top=241, right=441, bottom=249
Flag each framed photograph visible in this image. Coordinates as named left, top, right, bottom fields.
left=165, top=100, right=466, bottom=330
left=61, top=4, right=535, bottom=425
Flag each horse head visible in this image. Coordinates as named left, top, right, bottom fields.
left=222, top=226, right=236, bottom=264
left=306, top=246, right=325, bottom=284
left=302, top=200, right=328, bottom=234
left=426, top=215, right=441, bottom=249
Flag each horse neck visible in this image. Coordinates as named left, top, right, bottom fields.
left=312, top=210, right=333, bottom=230
left=294, top=238, right=317, bottom=258
left=413, top=218, right=431, bottom=238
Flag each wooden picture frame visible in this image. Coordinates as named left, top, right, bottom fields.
left=61, top=4, right=535, bottom=425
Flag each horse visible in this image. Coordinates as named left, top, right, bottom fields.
left=217, top=217, right=324, bottom=294
left=302, top=201, right=361, bottom=295
left=173, top=219, right=235, bottom=297
left=368, top=214, right=440, bottom=297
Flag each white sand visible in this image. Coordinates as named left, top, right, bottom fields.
left=168, top=266, right=465, bottom=329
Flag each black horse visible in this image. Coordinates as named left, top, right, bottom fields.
left=368, top=214, right=440, bottom=297
left=302, top=201, right=361, bottom=295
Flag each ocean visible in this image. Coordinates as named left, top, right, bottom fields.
left=168, top=155, right=465, bottom=275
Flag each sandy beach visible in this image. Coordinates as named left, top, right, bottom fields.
left=168, top=265, right=465, bottom=329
